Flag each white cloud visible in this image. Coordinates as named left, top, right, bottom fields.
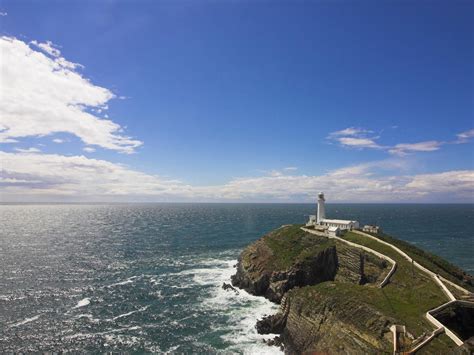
left=455, top=129, right=474, bottom=144
left=0, top=37, right=142, bottom=153
left=262, top=167, right=298, bottom=177
left=268, top=170, right=283, bottom=177
left=0, top=151, right=192, bottom=201
left=14, top=147, right=41, bottom=153
left=1, top=151, right=472, bottom=203
left=329, top=126, right=474, bottom=156
left=389, top=141, right=442, bottom=156
left=30, top=40, right=61, bottom=58
left=52, top=138, right=64, bottom=143
left=328, top=127, right=373, bottom=138
left=197, top=164, right=473, bottom=202
left=83, top=147, right=96, bottom=153
left=405, top=170, right=474, bottom=195
left=328, top=127, right=382, bottom=149
left=0, top=12, right=7, bottom=16
left=337, top=137, right=382, bottom=149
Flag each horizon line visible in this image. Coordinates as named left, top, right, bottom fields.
left=1, top=201, right=473, bottom=205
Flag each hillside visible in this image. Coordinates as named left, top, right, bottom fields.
left=231, top=225, right=473, bottom=353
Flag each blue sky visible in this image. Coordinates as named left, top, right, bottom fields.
left=0, top=0, right=473, bottom=202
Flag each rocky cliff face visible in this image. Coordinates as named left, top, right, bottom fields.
left=231, top=225, right=387, bottom=303
left=231, top=235, right=338, bottom=303
left=258, top=285, right=394, bottom=354
left=231, top=225, right=391, bottom=353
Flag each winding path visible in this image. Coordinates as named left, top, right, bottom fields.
left=301, top=227, right=473, bottom=353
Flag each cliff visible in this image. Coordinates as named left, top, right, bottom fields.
left=231, top=225, right=387, bottom=303
left=231, top=225, right=473, bottom=354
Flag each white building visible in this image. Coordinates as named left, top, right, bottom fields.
left=328, top=226, right=341, bottom=237
left=363, top=225, right=382, bottom=234
left=307, top=192, right=359, bottom=230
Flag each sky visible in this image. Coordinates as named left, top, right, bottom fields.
left=0, top=0, right=473, bottom=203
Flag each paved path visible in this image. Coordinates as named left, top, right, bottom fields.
left=302, top=227, right=397, bottom=287
left=301, top=227, right=473, bottom=351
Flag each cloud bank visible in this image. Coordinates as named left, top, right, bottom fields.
left=0, top=37, right=472, bottom=203
left=328, top=127, right=473, bottom=156
left=0, top=37, right=142, bottom=153
left=1, top=151, right=472, bottom=202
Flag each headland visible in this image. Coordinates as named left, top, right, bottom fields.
left=230, top=194, right=474, bottom=354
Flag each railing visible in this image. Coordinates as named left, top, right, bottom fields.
left=301, top=227, right=397, bottom=288
left=301, top=227, right=472, bottom=352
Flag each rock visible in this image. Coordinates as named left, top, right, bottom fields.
left=256, top=314, right=286, bottom=334
left=278, top=285, right=394, bottom=353
left=231, top=225, right=393, bottom=353
left=231, top=226, right=339, bottom=303
left=231, top=224, right=473, bottom=354
left=222, top=282, right=239, bottom=294
left=231, top=225, right=387, bottom=303
left=266, top=336, right=284, bottom=348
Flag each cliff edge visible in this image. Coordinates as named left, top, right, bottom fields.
left=231, top=225, right=473, bottom=354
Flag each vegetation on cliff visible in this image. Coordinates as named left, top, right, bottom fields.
left=232, top=225, right=473, bottom=353
left=232, top=225, right=338, bottom=302
left=365, top=231, right=473, bottom=292
left=259, top=225, right=335, bottom=269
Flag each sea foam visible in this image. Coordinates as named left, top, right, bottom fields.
left=187, top=258, right=283, bottom=354
left=73, top=297, right=91, bottom=309
left=9, top=314, right=41, bottom=328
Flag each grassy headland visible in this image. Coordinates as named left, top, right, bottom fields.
left=261, top=224, right=335, bottom=269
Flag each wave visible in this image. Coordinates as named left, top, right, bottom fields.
left=9, top=314, right=41, bottom=328
left=185, top=257, right=283, bottom=354
left=66, top=325, right=142, bottom=340
left=112, top=306, right=149, bottom=321
left=105, top=276, right=138, bottom=288
left=72, top=297, right=91, bottom=309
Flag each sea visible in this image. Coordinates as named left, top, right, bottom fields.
left=0, top=203, right=472, bottom=353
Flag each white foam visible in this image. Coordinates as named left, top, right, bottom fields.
left=73, top=297, right=91, bottom=309
left=112, top=306, right=149, bottom=320
left=106, top=276, right=138, bottom=288
left=187, top=258, right=283, bottom=354
left=9, top=314, right=41, bottom=328
left=0, top=294, right=26, bottom=302
left=165, top=345, right=180, bottom=353
left=103, top=334, right=140, bottom=347
left=75, top=313, right=101, bottom=323
left=149, top=290, right=163, bottom=299
left=66, top=325, right=142, bottom=339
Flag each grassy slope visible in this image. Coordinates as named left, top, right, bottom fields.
left=339, top=231, right=456, bottom=350
left=416, top=333, right=458, bottom=354
left=344, top=232, right=448, bottom=331
left=262, top=225, right=335, bottom=270
left=368, top=231, right=473, bottom=292
left=261, top=226, right=468, bottom=352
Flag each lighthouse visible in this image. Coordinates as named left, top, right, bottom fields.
left=307, top=192, right=359, bottom=230
left=317, top=192, right=326, bottom=223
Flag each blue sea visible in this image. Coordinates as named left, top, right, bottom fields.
left=0, top=203, right=472, bottom=353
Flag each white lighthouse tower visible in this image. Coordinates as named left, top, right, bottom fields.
left=306, top=192, right=359, bottom=231
left=317, top=192, right=326, bottom=224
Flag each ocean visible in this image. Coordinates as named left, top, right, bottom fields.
left=0, top=203, right=472, bottom=353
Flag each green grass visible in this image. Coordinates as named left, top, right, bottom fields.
left=367, top=231, right=473, bottom=292
left=340, top=231, right=449, bottom=335
left=262, top=225, right=335, bottom=269
left=261, top=226, right=465, bottom=351
left=415, top=333, right=458, bottom=354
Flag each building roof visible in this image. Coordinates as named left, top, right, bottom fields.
left=321, top=218, right=357, bottom=225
